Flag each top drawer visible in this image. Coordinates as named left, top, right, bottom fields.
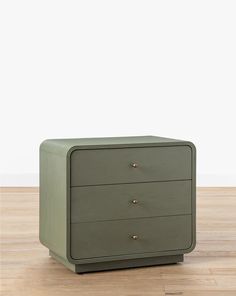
left=70, top=146, right=192, bottom=186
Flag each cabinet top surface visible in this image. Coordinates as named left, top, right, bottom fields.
left=40, top=136, right=195, bottom=155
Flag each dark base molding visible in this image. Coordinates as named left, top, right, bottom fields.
left=49, top=251, right=184, bottom=274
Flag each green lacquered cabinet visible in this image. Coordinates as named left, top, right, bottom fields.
left=39, top=136, right=196, bottom=273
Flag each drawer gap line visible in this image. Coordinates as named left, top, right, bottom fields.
left=70, top=179, right=192, bottom=188
left=70, top=213, right=192, bottom=224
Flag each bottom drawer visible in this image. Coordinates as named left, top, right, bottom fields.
left=70, top=215, right=192, bottom=260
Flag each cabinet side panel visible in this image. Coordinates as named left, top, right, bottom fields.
left=39, top=146, right=67, bottom=259
left=191, top=142, right=197, bottom=252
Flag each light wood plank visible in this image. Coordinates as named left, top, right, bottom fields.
left=1, top=187, right=236, bottom=295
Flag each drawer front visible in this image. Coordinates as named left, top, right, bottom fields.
left=70, top=215, right=192, bottom=259
left=70, top=146, right=192, bottom=186
left=71, top=180, right=192, bottom=223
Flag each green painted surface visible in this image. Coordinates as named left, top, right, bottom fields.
left=39, top=135, right=196, bottom=273
left=40, top=135, right=182, bottom=153
left=70, top=146, right=192, bottom=186
left=49, top=251, right=183, bottom=273
left=71, top=180, right=192, bottom=223
left=71, top=215, right=192, bottom=260
left=39, top=146, right=67, bottom=260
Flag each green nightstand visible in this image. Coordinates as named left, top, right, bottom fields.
left=39, top=136, right=196, bottom=273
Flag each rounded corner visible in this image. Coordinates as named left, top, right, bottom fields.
left=39, top=235, right=43, bottom=245
left=66, top=146, right=78, bottom=160
left=185, top=141, right=197, bottom=154
left=39, top=234, right=46, bottom=248
left=185, top=238, right=196, bottom=254
left=39, top=139, right=49, bottom=151
left=66, top=251, right=78, bottom=264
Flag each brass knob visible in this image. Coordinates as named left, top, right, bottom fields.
left=131, top=235, right=138, bottom=240
left=131, top=163, right=138, bottom=168
left=132, top=199, right=138, bottom=204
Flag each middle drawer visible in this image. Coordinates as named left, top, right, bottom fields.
left=70, top=180, right=192, bottom=223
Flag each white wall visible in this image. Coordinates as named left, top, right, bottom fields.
left=0, top=1, right=235, bottom=186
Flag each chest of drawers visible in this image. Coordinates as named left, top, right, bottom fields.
left=39, top=136, right=196, bottom=273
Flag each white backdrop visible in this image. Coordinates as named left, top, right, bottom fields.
left=0, top=1, right=235, bottom=186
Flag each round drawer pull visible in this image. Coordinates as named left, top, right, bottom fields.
left=132, top=199, right=138, bottom=204
left=131, top=163, right=138, bottom=168
left=131, top=235, right=138, bottom=240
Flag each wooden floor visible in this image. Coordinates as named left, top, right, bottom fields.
left=1, top=187, right=236, bottom=296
